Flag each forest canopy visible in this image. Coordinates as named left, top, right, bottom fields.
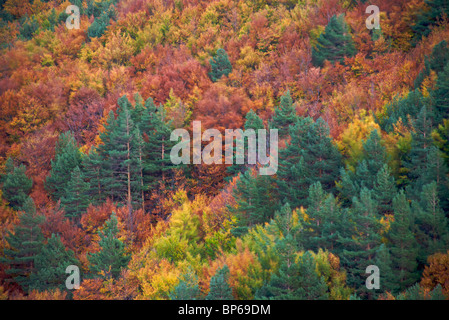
left=1, top=0, right=449, bottom=301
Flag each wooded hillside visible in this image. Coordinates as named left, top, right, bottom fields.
left=1, top=0, right=449, bottom=300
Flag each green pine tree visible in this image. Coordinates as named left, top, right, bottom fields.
left=270, top=91, right=298, bottom=138
left=130, top=92, right=146, bottom=125
left=257, top=248, right=328, bottom=300
left=19, top=16, right=39, bottom=41
left=380, top=89, right=432, bottom=133
left=87, top=10, right=110, bottom=39
left=337, top=166, right=358, bottom=207
left=230, top=170, right=278, bottom=237
left=277, top=117, right=342, bottom=209
left=0, top=197, right=44, bottom=290
left=433, top=119, right=449, bottom=169
left=226, top=109, right=265, bottom=179
left=397, top=283, right=446, bottom=300
left=81, top=148, right=104, bottom=205
left=170, top=270, right=202, bottom=300
left=414, top=40, right=449, bottom=89
left=2, top=157, right=14, bottom=177
left=209, top=48, right=232, bottom=82
left=206, top=265, right=233, bottom=300
left=387, top=190, right=419, bottom=294
left=302, top=182, right=343, bottom=252
left=433, top=61, right=449, bottom=120
left=338, top=188, right=382, bottom=299
left=45, top=132, right=82, bottom=201
left=403, top=106, right=434, bottom=188
left=362, top=130, right=388, bottom=184
left=412, top=0, right=449, bottom=44
left=404, top=106, right=449, bottom=207
left=295, top=251, right=328, bottom=300
left=88, top=212, right=130, bottom=279
left=424, top=147, right=449, bottom=211
left=371, top=25, right=382, bottom=42
left=1, top=160, right=33, bottom=210
left=139, top=97, right=177, bottom=207
left=414, top=182, right=449, bottom=264
left=272, top=203, right=302, bottom=242
left=312, top=14, right=357, bottom=67
left=428, top=284, right=447, bottom=300
left=60, top=166, right=91, bottom=220
left=256, top=204, right=327, bottom=300
left=337, top=130, right=389, bottom=206
left=373, top=244, right=397, bottom=296
left=97, top=98, right=144, bottom=209
left=245, top=109, right=265, bottom=131
left=47, top=8, right=57, bottom=31
left=373, top=164, right=397, bottom=215
left=256, top=232, right=300, bottom=300
left=29, top=233, right=79, bottom=294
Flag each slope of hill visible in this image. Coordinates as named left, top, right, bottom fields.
left=1, top=0, right=449, bottom=300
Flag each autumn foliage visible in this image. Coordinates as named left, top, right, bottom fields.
left=1, top=0, right=449, bottom=300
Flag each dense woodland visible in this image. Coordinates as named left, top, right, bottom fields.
left=1, top=0, right=449, bottom=300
